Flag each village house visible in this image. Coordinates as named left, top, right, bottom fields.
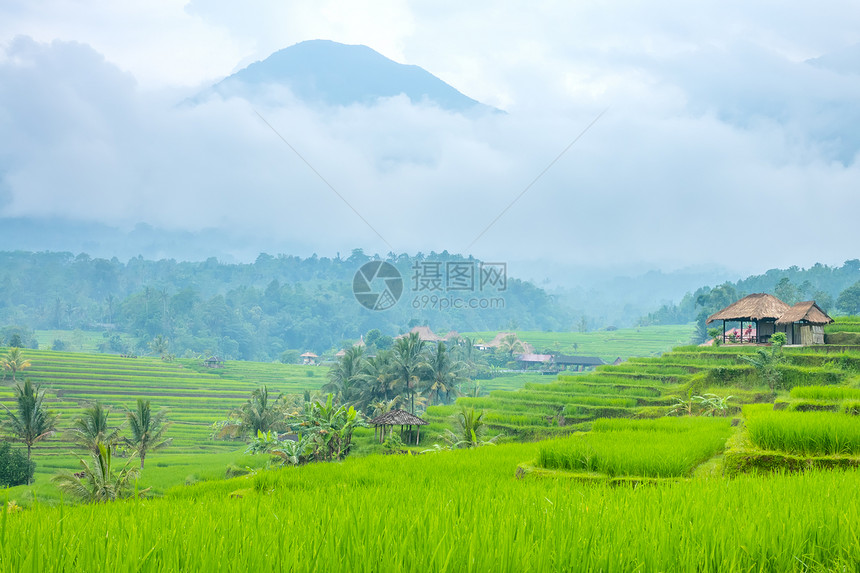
left=706, top=293, right=833, bottom=345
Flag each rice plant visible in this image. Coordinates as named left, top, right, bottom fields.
left=2, top=443, right=858, bottom=572
left=744, top=408, right=860, bottom=455
left=790, top=385, right=860, bottom=401
left=538, top=416, right=732, bottom=477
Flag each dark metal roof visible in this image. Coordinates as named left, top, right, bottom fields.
left=554, top=355, right=606, bottom=366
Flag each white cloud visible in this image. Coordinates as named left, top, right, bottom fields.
left=1, top=2, right=860, bottom=277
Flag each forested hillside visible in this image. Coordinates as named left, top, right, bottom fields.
left=0, top=250, right=574, bottom=360
left=641, top=259, right=860, bottom=339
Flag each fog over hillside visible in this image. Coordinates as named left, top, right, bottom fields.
left=1, top=3, right=859, bottom=300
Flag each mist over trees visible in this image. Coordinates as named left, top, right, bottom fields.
left=0, top=250, right=574, bottom=360
left=640, top=260, right=860, bottom=340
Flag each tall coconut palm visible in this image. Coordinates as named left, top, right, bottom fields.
left=497, top=334, right=526, bottom=358
left=125, top=399, right=171, bottom=469
left=322, top=346, right=364, bottom=404
left=71, top=402, right=123, bottom=455
left=235, top=386, right=285, bottom=435
left=2, top=379, right=59, bottom=472
left=424, top=342, right=466, bottom=405
left=2, top=348, right=31, bottom=382
left=149, top=335, right=169, bottom=360
left=354, top=351, right=395, bottom=413
left=456, top=337, right=479, bottom=378
left=52, top=443, right=142, bottom=502
left=391, top=332, right=427, bottom=415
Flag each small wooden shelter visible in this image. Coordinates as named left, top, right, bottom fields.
left=369, top=409, right=428, bottom=445
left=203, top=356, right=224, bottom=368
left=706, top=293, right=790, bottom=344
left=300, top=352, right=319, bottom=365
left=775, top=301, right=833, bottom=345
left=396, top=326, right=443, bottom=342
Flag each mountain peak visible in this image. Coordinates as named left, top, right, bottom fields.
left=200, top=39, right=497, bottom=113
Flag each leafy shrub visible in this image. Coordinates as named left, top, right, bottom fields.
left=382, top=432, right=404, bottom=453
left=0, top=442, right=35, bottom=487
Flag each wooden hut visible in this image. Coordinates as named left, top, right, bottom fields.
left=369, top=409, right=428, bottom=445
left=775, top=301, right=833, bottom=345
left=203, top=356, right=224, bottom=368
left=395, top=326, right=443, bottom=342
left=300, top=352, right=319, bottom=365
left=706, top=293, right=790, bottom=344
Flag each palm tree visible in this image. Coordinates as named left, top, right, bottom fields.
left=354, top=351, right=395, bottom=413
left=2, top=348, right=31, bottom=382
left=125, top=399, right=171, bottom=469
left=149, top=335, right=169, bottom=359
left=52, top=443, right=142, bottom=502
left=456, top=337, right=479, bottom=378
left=71, top=402, right=123, bottom=455
left=2, top=379, right=59, bottom=471
left=322, top=346, right=364, bottom=404
left=424, top=342, right=466, bottom=405
left=391, top=332, right=427, bottom=415
left=497, top=334, right=526, bottom=358
left=235, top=386, right=284, bottom=436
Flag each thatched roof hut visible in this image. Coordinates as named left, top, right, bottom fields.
left=369, top=409, right=428, bottom=445
left=300, top=351, right=319, bottom=365
left=707, top=294, right=831, bottom=345
left=706, top=293, right=791, bottom=324
left=775, top=301, right=833, bottom=345
left=775, top=301, right=833, bottom=326
left=706, top=293, right=790, bottom=344
left=396, top=326, right=443, bottom=342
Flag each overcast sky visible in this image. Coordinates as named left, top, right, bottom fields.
left=1, top=1, right=859, bottom=281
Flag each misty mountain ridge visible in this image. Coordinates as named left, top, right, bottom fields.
left=194, top=39, right=498, bottom=114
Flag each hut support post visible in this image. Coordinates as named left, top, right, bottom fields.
left=740, top=320, right=744, bottom=344
left=416, top=425, right=420, bottom=445
left=722, top=321, right=726, bottom=344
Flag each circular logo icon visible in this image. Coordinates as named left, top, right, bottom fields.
left=353, top=261, right=403, bottom=311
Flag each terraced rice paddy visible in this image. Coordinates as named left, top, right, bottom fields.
left=744, top=405, right=860, bottom=456
left=2, top=443, right=860, bottom=572
left=0, top=349, right=330, bottom=488
left=537, top=417, right=734, bottom=477
left=463, top=324, right=697, bottom=361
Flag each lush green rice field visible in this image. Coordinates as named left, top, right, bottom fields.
left=745, top=405, right=860, bottom=456
left=537, top=417, right=734, bottom=477
left=2, top=443, right=859, bottom=572
left=0, top=348, right=331, bottom=492
left=463, top=324, right=696, bottom=361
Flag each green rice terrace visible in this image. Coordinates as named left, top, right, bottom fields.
left=0, top=350, right=332, bottom=493
left=2, top=317, right=860, bottom=570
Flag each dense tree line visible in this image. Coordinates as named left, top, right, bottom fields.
left=0, top=250, right=575, bottom=361
left=639, top=260, right=860, bottom=340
